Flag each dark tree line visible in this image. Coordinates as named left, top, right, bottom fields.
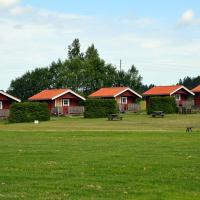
left=178, top=76, right=200, bottom=89
left=8, top=39, right=151, bottom=101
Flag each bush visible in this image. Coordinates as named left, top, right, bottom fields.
left=84, top=99, right=117, bottom=118
left=9, top=102, right=50, bottom=123
left=147, top=96, right=177, bottom=114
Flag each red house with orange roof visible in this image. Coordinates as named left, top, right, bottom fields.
left=143, top=85, right=194, bottom=109
left=0, top=90, right=21, bottom=118
left=192, top=85, right=200, bottom=106
left=89, top=87, right=142, bottom=112
left=28, top=89, right=85, bottom=115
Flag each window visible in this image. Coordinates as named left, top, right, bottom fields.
left=121, top=97, right=127, bottom=104
left=0, top=101, right=2, bottom=109
left=62, top=99, right=70, bottom=106
left=175, top=94, right=181, bottom=101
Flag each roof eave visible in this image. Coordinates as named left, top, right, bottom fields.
left=170, top=86, right=194, bottom=96
left=0, top=91, right=21, bottom=102
left=114, top=88, right=142, bottom=98
left=52, top=90, right=86, bottom=101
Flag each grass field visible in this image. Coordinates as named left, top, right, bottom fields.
left=0, top=114, right=200, bottom=199
left=0, top=113, right=200, bottom=132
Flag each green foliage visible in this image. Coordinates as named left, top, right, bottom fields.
left=68, top=38, right=83, bottom=59
left=8, top=38, right=144, bottom=100
left=179, top=76, right=200, bottom=89
left=7, top=67, right=51, bottom=101
left=147, top=96, right=177, bottom=114
left=84, top=99, right=117, bottom=118
left=9, top=102, right=50, bottom=123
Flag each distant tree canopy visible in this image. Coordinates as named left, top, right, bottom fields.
left=8, top=39, right=149, bottom=101
left=178, top=76, right=200, bottom=89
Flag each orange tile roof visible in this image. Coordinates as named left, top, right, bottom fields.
left=89, top=87, right=132, bottom=97
left=192, top=85, right=200, bottom=93
left=143, top=85, right=183, bottom=96
left=29, top=89, right=69, bottom=100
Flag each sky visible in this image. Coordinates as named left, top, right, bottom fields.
left=1, top=0, right=200, bottom=90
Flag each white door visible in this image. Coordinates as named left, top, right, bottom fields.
left=0, top=101, right=2, bottom=109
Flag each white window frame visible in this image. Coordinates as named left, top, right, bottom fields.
left=62, top=99, right=70, bottom=106
left=175, top=94, right=181, bottom=101
left=0, top=101, right=2, bottom=109
left=121, top=97, right=127, bottom=104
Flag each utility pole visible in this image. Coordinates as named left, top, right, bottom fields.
left=120, top=59, right=122, bottom=72
left=119, top=59, right=122, bottom=87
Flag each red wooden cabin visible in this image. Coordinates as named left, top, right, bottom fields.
left=89, top=87, right=142, bottom=112
left=143, top=85, right=194, bottom=109
left=192, top=85, right=200, bottom=106
left=28, top=89, right=85, bottom=115
left=0, top=90, right=21, bottom=118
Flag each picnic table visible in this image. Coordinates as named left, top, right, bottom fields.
left=108, top=114, right=123, bottom=121
left=152, top=111, right=165, bottom=118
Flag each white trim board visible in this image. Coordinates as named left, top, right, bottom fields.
left=170, top=86, right=194, bottom=96
left=0, top=91, right=21, bottom=102
left=52, top=90, right=86, bottom=101
left=114, top=88, right=142, bottom=99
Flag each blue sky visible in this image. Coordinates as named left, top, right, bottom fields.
left=1, top=0, right=200, bottom=90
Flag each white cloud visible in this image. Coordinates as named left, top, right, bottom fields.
left=10, top=5, right=33, bottom=16
left=179, top=9, right=200, bottom=26
left=0, top=6, right=91, bottom=90
left=180, top=10, right=195, bottom=24
left=0, top=0, right=20, bottom=8
left=0, top=5, right=200, bottom=89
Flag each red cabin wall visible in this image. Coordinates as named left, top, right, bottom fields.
left=0, top=94, right=10, bottom=100
left=117, top=90, right=138, bottom=104
left=0, top=94, right=14, bottom=110
left=36, top=92, right=83, bottom=115
left=0, top=100, right=12, bottom=109
left=194, top=93, right=200, bottom=106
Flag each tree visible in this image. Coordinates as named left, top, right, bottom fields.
left=127, top=65, right=143, bottom=90
left=83, top=44, right=102, bottom=93
left=68, top=38, right=83, bottom=59
left=178, top=76, right=200, bottom=89
left=115, top=65, right=143, bottom=93
left=8, top=67, right=50, bottom=101
left=49, top=59, right=67, bottom=88
left=7, top=39, right=150, bottom=100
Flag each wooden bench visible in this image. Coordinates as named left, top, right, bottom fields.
left=108, top=114, right=123, bottom=121
left=152, top=111, right=165, bottom=118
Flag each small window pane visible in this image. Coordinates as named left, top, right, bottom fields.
left=121, top=97, right=127, bottom=104
left=63, top=99, right=70, bottom=106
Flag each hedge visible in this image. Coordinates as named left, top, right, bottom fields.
left=84, top=99, right=117, bottom=118
left=147, top=96, right=177, bottom=114
left=9, top=102, right=50, bottom=123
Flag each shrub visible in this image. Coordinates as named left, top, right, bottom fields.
left=147, top=96, right=177, bottom=114
left=84, top=99, right=117, bottom=118
left=9, top=102, right=50, bottom=123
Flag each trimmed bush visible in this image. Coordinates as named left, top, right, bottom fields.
left=84, top=99, right=117, bottom=118
left=9, top=102, right=50, bottom=123
left=147, top=96, right=177, bottom=114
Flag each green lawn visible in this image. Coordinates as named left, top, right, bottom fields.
left=0, top=113, right=200, bottom=132
left=0, top=114, right=200, bottom=199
